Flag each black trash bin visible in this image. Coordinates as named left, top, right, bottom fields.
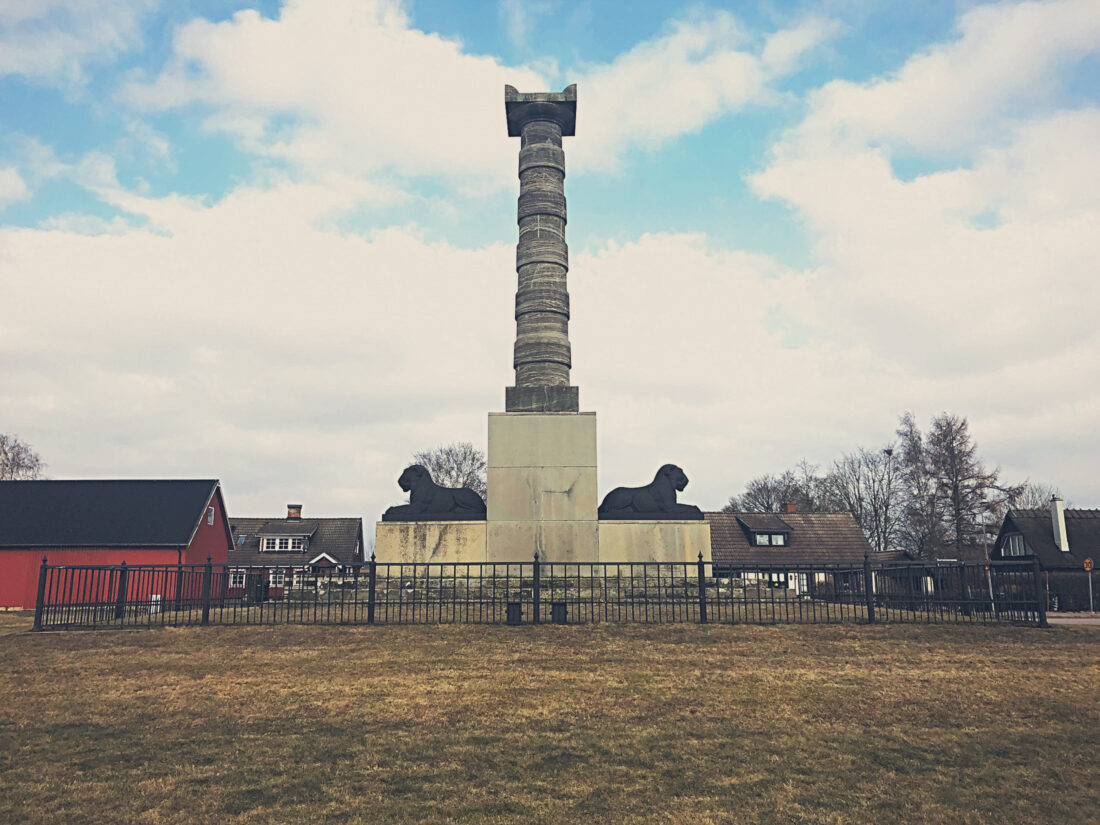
left=506, top=602, right=523, bottom=625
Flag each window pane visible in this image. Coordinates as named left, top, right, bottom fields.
left=756, top=534, right=769, bottom=545
left=772, top=534, right=785, bottom=546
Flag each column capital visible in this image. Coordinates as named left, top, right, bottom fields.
left=505, top=84, right=577, bottom=137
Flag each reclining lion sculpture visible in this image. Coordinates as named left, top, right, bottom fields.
left=598, top=464, right=704, bottom=520
left=382, top=465, right=487, bottom=522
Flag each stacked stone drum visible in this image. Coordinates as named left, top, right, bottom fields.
left=505, top=84, right=579, bottom=413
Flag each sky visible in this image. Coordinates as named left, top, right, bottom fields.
left=1, top=0, right=1098, bottom=538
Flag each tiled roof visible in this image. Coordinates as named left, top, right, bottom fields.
left=0, top=480, right=220, bottom=548
left=229, top=516, right=363, bottom=567
left=706, top=512, right=875, bottom=567
left=997, top=508, right=1100, bottom=570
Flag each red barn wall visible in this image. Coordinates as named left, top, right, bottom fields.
left=184, top=487, right=231, bottom=565
left=0, top=548, right=180, bottom=609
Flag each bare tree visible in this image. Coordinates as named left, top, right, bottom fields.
left=894, top=412, right=946, bottom=559
left=723, top=471, right=800, bottom=512
left=411, top=442, right=487, bottom=498
left=1009, top=481, right=1070, bottom=509
left=828, top=446, right=901, bottom=553
left=892, top=412, right=1022, bottom=558
left=0, top=433, right=46, bottom=480
left=926, top=413, right=1022, bottom=552
left=723, top=461, right=841, bottom=513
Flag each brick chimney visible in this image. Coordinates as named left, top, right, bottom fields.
left=1050, top=496, right=1069, bottom=552
left=782, top=502, right=796, bottom=514
left=287, top=504, right=302, bottom=522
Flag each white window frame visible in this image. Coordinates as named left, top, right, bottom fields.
left=207, top=507, right=215, bottom=525
left=278, top=537, right=290, bottom=550
left=1003, top=534, right=1025, bottom=557
left=291, top=537, right=304, bottom=551
left=264, top=537, right=277, bottom=551
left=269, top=570, right=286, bottom=587
left=229, top=570, right=247, bottom=588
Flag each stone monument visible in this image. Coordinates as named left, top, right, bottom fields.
left=374, top=84, right=710, bottom=565
left=485, top=84, right=599, bottom=563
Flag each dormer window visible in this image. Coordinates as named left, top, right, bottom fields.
left=261, top=536, right=307, bottom=552
left=755, top=533, right=787, bottom=546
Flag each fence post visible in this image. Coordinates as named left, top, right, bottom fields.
left=1032, top=557, right=1048, bottom=628
left=533, top=551, right=541, bottom=624
left=697, top=552, right=708, bottom=624
left=114, top=561, right=129, bottom=621
left=863, top=553, right=876, bottom=624
left=201, top=555, right=212, bottom=626
left=174, top=560, right=184, bottom=611
left=958, top=562, right=971, bottom=617
left=367, top=553, right=377, bottom=625
left=32, top=556, right=48, bottom=631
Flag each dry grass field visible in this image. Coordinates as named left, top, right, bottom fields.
left=1, top=611, right=1097, bottom=825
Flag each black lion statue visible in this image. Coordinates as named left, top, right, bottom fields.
left=381, top=465, right=487, bottom=522
left=598, top=464, right=704, bottom=520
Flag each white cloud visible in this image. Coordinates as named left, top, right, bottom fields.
left=785, top=0, right=1100, bottom=157
left=0, top=0, right=155, bottom=86
left=122, top=3, right=838, bottom=183
left=557, top=12, right=839, bottom=172
left=761, top=16, right=841, bottom=76
left=751, top=1, right=1100, bottom=376
left=122, top=0, right=543, bottom=187
left=0, top=166, right=29, bottom=208
left=498, top=0, right=552, bottom=49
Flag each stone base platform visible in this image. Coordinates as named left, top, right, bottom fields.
left=597, top=520, right=711, bottom=564
left=374, top=521, right=486, bottom=564
left=374, top=519, right=712, bottom=566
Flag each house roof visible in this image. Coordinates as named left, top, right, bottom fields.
left=229, top=516, right=363, bottom=567
left=998, top=508, right=1100, bottom=569
left=706, top=512, right=877, bottom=567
left=0, top=479, right=221, bottom=548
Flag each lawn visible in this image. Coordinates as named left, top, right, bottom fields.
left=1, top=612, right=1097, bottom=824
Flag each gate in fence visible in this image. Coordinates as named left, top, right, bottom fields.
left=31, top=554, right=1048, bottom=630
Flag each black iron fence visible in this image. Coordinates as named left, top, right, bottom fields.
left=31, top=555, right=1047, bottom=630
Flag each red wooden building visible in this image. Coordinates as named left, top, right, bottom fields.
left=0, top=479, right=232, bottom=609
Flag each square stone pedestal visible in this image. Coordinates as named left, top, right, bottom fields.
left=374, top=521, right=486, bottom=564
left=486, top=411, right=599, bottom=562
left=598, top=520, right=712, bottom=564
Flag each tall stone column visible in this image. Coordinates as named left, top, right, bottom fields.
left=487, top=84, right=598, bottom=564
left=504, top=84, right=579, bottom=413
